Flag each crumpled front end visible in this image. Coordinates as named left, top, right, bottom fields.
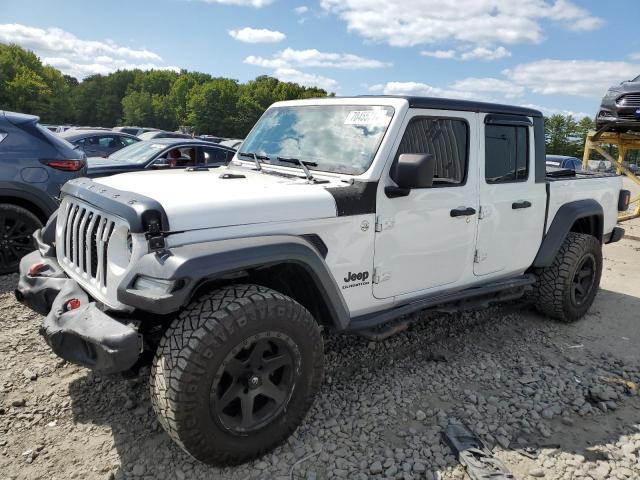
left=16, top=249, right=143, bottom=374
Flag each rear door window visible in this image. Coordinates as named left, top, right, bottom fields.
left=485, top=124, right=529, bottom=183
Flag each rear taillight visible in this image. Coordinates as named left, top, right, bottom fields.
left=618, top=190, right=631, bottom=212
left=41, top=159, right=85, bottom=172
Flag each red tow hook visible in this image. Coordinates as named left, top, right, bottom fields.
left=28, top=262, right=48, bottom=277
left=65, top=298, right=81, bottom=311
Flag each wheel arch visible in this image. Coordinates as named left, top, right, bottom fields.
left=533, top=199, right=603, bottom=268
left=0, top=181, right=58, bottom=223
left=118, top=235, right=351, bottom=330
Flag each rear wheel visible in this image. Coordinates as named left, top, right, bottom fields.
left=0, top=204, right=42, bottom=274
left=532, top=232, right=602, bottom=322
left=150, top=284, right=324, bottom=465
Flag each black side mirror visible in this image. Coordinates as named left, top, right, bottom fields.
left=386, top=153, right=435, bottom=198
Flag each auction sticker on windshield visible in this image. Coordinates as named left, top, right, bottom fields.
left=344, top=110, right=386, bottom=125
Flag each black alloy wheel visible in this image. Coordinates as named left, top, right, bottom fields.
left=571, top=253, right=596, bottom=306
left=0, top=204, right=41, bottom=274
left=211, top=333, right=298, bottom=434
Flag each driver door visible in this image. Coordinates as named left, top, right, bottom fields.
left=373, top=110, right=479, bottom=299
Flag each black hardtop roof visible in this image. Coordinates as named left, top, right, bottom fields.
left=336, top=95, right=543, bottom=118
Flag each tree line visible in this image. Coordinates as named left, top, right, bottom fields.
left=0, top=43, right=329, bottom=138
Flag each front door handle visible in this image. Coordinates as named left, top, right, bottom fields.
left=512, top=200, right=532, bottom=209
left=450, top=207, right=476, bottom=217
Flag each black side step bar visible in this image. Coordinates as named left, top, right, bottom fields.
left=347, top=275, right=535, bottom=332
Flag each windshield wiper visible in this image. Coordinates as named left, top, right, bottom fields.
left=276, top=156, right=318, bottom=182
left=238, top=151, right=269, bottom=171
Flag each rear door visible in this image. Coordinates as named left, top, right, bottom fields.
left=373, top=110, right=479, bottom=299
left=474, top=114, right=546, bottom=276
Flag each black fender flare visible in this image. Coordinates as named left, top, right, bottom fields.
left=0, top=181, right=58, bottom=220
left=118, top=235, right=351, bottom=329
left=533, top=199, right=603, bottom=268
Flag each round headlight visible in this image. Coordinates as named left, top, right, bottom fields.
left=107, top=226, right=133, bottom=275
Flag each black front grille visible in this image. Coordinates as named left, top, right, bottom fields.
left=617, top=93, right=640, bottom=107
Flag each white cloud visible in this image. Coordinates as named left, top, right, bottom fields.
left=294, top=6, right=309, bottom=14
left=370, top=80, right=593, bottom=118
left=0, top=23, right=177, bottom=79
left=629, top=52, right=640, bottom=61
left=421, top=46, right=511, bottom=61
left=372, top=77, right=524, bottom=102
left=273, top=68, right=338, bottom=91
left=460, top=46, right=511, bottom=61
left=320, top=0, right=602, bottom=48
left=450, top=77, right=524, bottom=98
left=228, top=27, right=285, bottom=43
left=420, top=50, right=457, bottom=59
left=368, top=81, right=478, bottom=100
left=245, top=48, right=390, bottom=69
left=504, top=59, right=640, bottom=96
left=519, top=103, right=590, bottom=119
left=195, top=0, right=273, bottom=7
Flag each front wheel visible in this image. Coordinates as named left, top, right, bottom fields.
left=0, top=204, right=42, bottom=274
left=150, top=284, right=324, bottom=465
left=532, top=232, right=602, bottom=322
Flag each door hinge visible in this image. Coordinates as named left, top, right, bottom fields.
left=372, top=267, right=392, bottom=284
left=375, top=216, right=394, bottom=232
left=474, top=249, right=487, bottom=263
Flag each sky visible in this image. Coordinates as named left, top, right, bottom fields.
left=2, top=0, right=640, bottom=119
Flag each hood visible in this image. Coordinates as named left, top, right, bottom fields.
left=607, top=81, right=640, bottom=95
left=93, top=166, right=340, bottom=231
left=619, top=81, right=640, bottom=93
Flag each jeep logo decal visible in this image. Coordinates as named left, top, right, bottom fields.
left=342, top=271, right=370, bottom=290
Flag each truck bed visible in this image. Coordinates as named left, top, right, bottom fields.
left=546, top=170, right=622, bottom=238
left=546, top=167, right=618, bottom=181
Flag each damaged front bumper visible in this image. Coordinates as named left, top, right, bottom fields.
left=16, top=249, right=143, bottom=374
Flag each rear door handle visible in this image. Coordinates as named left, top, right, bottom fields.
left=512, top=200, right=532, bottom=209
left=450, top=207, right=476, bottom=217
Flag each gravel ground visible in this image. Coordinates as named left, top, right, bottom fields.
left=1, top=235, right=640, bottom=480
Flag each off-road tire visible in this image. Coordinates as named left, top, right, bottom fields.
left=531, top=232, right=602, bottom=322
left=0, top=203, right=42, bottom=274
left=150, top=284, right=324, bottom=465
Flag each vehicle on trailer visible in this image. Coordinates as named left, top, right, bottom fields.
left=59, top=129, right=140, bottom=158
left=17, top=96, right=628, bottom=465
left=85, top=138, right=236, bottom=177
left=0, top=110, right=86, bottom=273
left=596, top=74, right=640, bottom=131
left=546, top=154, right=582, bottom=171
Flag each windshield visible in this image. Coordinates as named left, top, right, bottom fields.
left=108, top=141, right=166, bottom=163
left=240, top=105, right=394, bottom=175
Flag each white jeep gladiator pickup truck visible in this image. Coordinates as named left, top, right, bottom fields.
left=16, top=96, right=628, bottom=465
